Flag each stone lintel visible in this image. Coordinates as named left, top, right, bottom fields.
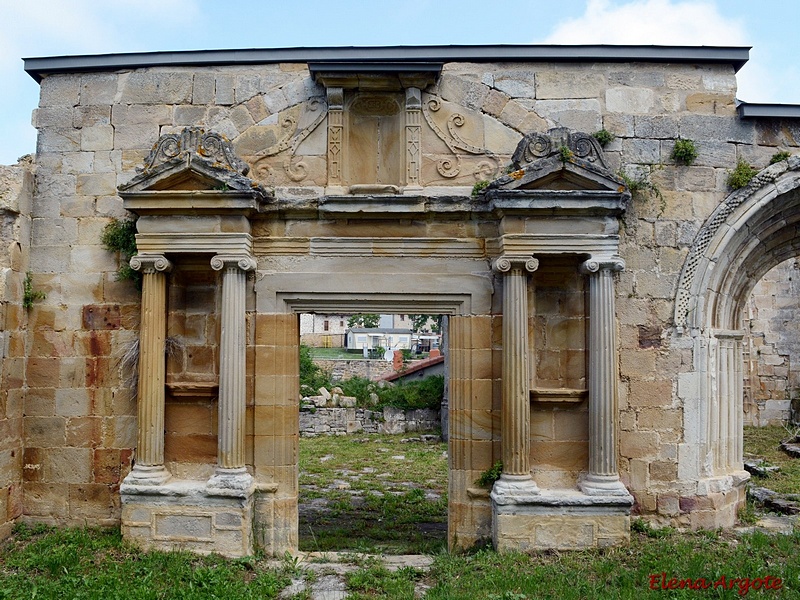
left=489, top=189, right=628, bottom=217
left=135, top=233, right=252, bottom=256
left=489, top=234, right=621, bottom=258
left=312, top=69, right=440, bottom=91
left=122, top=190, right=264, bottom=215
left=320, top=194, right=425, bottom=215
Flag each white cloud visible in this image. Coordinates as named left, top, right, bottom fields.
left=540, top=0, right=748, bottom=46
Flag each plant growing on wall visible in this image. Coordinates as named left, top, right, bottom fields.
left=617, top=167, right=665, bottom=215
left=101, top=216, right=141, bottom=289
left=592, top=129, right=615, bottom=147
left=769, top=150, right=791, bottom=165
left=671, top=138, right=698, bottom=166
left=475, top=461, right=503, bottom=487
left=22, top=272, right=46, bottom=309
left=471, top=180, right=490, bottom=197
left=727, top=158, right=758, bottom=190
left=558, top=145, right=574, bottom=163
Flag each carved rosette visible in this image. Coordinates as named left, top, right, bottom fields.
left=139, top=127, right=249, bottom=176
left=512, top=127, right=609, bottom=170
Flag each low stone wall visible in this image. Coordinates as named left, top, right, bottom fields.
left=314, top=359, right=396, bottom=381
left=299, top=406, right=440, bottom=436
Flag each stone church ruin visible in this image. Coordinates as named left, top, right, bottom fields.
left=1, top=45, right=799, bottom=555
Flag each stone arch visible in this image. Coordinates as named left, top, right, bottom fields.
left=675, top=156, right=800, bottom=331
left=674, top=157, right=800, bottom=524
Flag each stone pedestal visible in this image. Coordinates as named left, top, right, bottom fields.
left=492, top=490, right=633, bottom=551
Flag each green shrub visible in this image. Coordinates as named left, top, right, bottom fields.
left=769, top=150, right=791, bottom=165
left=22, top=272, right=46, bottom=309
left=299, top=344, right=331, bottom=392
left=671, top=138, right=698, bottom=165
left=592, top=128, right=615, bottom=147
left=476, top=461, right=503, bottom=487
left=727, top=158, right=758, bottom=189
left=101, top=216, right=141, bottom=288
left=472, top=180, right=490, bottom=196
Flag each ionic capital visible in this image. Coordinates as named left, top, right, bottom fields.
left=211, top=254, right=257, bottom=272
left=580, top=255, right=625, bottom=275
left=493, top=255, right=539, bottom=274
left=129, top=254, right=172, bottom=274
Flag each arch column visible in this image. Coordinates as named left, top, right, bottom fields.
left=126, top=255, right=172, bottom=485
left=580, top=256, right=629, bottom=496
left=491, top=255, right=540, bottom=499
left=207, top=254, right=257, bottom=491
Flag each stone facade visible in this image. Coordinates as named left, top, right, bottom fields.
left=3, top=45, right=799, bottom=554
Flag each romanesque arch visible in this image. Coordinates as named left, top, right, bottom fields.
left=674, top=157, right=800, bottom=517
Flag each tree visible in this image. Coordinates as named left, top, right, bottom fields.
left=347, top=313, right=380, bottom=328
left=409, top=314, right=442, bottom=333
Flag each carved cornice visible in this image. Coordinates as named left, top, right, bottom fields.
left=211, top=254, right=257, bottom=272
left=130, top=254, right=172, bottom=274
left=493, top=256, right=539, bottom=274
left=512, top=127, right=608, bottom=170
left=580, top=256, right=625, bottom=274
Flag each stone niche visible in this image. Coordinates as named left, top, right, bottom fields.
left=117, top=128, right=269, bottom=557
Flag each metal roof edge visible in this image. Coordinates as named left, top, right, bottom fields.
left=737, top=102, right=800, bottom=119
left=23, top=44, right=751, bottom=83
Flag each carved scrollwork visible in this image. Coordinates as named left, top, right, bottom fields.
left=512, top=128, right=608, bottom=170
left=139, top=128, right=249, bottom=176
left=493, top=256, right=539, bottom=274
left=251, top=98, right=327, bottom=184
left=130, top=255, right=172, bottom=274
left=422, top=96, right=500, bottom=180
left=580, top=256, right=625, bottom=274
left=211, top=255, right=257, bottom=272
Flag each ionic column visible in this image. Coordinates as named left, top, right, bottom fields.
left=126, top=255, right=172, bottom=485
left=207, top=254, right=257, bottom=491
left=580, top=256, right=629, bottom=495
left=491, top=256, right=540, bottom=499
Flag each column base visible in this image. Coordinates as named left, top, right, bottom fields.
left=490, top=474, right=540, bottom=504
left=123, top=464, right=171, bottom=486
left=207, top=467, right=254, bottom=496
left=579, top=473, right=631, bottom=496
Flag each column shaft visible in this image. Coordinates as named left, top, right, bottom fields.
left=490, top=256, right=539, bottom=499
left=581, top=258, right=629, bottom=496
left=218, top=265, right=247, bottom=469
left=502, top=266, right=532, bottom=476
left=209, top=255, right=256, bottom=490
left=125, top=255, right=171, bottom=486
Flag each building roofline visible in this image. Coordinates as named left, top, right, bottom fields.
left=737, top=102, right=800, bottom=119
left=23, top=44, right=750, bottom=83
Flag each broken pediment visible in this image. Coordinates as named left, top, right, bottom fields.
left=490, top=128, right=627, bottom=193
left=119, top=127, right=268, bottom=195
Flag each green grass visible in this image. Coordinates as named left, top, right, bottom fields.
left=0, top=524, right=291, bottom=599
left=308, top=347, right=360, bottom=360
left=299, top=433, right=448, bottom=554
left=743, top=425, right=800, bottom=495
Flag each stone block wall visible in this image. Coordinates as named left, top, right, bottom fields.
left=745, top=258, right=800, bottom=425
left=299, top=406, right=440, bottom=436
left=0, top=160, right=32, bottom=537
left=313, top=358, right=396, bottom=381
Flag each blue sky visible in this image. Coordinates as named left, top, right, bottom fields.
left=3, top=0, right=799, bottom=164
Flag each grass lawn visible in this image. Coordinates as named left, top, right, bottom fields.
left=744, top=424, right=800, bottom=495
left=1, top=428, right=799, bottom=598
left=299, top=433, right=448, bottom=554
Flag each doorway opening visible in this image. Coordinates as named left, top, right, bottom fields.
left=297, top=312, right=448, bottom=553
